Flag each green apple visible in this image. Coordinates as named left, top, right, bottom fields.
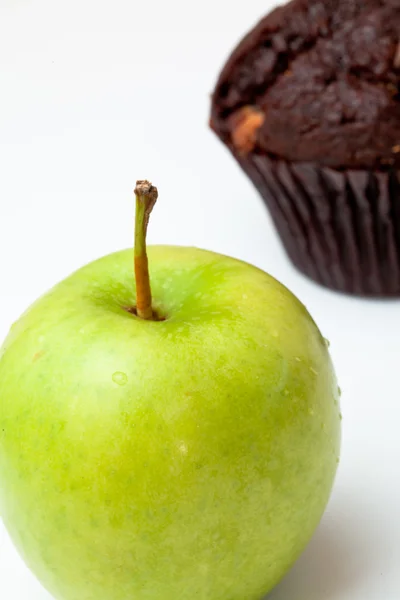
left=0, top=181, right=341, bottom=600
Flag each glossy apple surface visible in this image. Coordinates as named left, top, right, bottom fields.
left=0, top=246, right=341, bottom=600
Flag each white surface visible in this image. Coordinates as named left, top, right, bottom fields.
left=0, top=1, right=399, bottom=598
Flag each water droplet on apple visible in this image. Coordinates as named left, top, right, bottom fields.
left=178, top=442, right=188, bottom=455
left=242, top=294, right=248, bottom=300
left=295, top=357, right=301, bottom=362
left=112, top=372, right=128, bottom=386
left=324, top=338, right=330, bottom=348
left=309, top=366, right=318, bottom=376
left=336, top=457, right=340, bottom=465
left=272, top=330, right=279, bottom=338
left=337, top=386, right=342, bottom=397
left=339, top=413, right=343, bottom=421
left=308, top=408, right=315, bottom=416
left=283, top=389, right=289, bottom=396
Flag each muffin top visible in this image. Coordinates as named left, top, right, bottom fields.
left=210, top=0, right=400, bottom=170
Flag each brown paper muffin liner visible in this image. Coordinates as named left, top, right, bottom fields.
left=237, top=154, right=400, bottom=296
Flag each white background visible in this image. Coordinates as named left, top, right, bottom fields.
left=0, top=1, right=399, bottom=599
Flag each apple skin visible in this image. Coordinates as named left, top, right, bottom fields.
left=0, top=246, right=340, bottom=600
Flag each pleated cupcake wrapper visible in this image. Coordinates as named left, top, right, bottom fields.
left=237, top=155, right=400, bottom=296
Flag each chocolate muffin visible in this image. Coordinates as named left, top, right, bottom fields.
left=210, top=0, right=400, bottom=296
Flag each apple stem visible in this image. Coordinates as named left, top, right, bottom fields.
left=134, top=180, right=158, bottom=320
